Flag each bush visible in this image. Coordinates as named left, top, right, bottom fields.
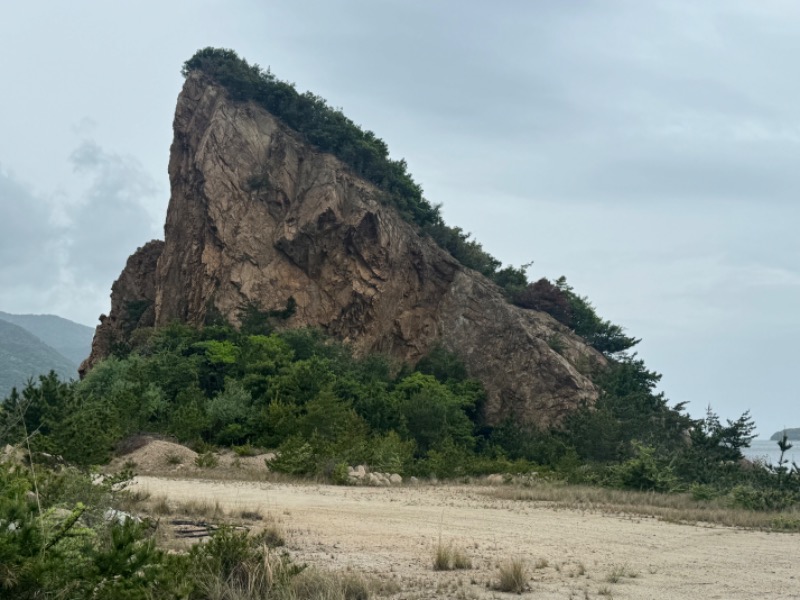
left=0, top=462, right=171, bottom=599
left=689, top=483, right=719, bottom=502
left=512, top=278, right=572, bottom=324
left=331, top=461, right=350, bottom=485
left=611, top=443, right=677, bottom=492
left=729, top=485, right=800, bottom=512
left=195, top=451, right=219, bottom=468
left=268, top=435, right=316, bottom=475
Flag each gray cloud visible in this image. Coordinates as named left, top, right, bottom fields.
left=0, top=141, right=160, bottom=321
left=0, top=167, right=64, bottom=292
left=66, top=140, right=160, bottom=286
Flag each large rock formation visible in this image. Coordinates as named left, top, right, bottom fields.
left=84, top=73, right=603, bottom=428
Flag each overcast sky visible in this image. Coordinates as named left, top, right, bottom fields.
left=1, top=1, right=798, bottom=437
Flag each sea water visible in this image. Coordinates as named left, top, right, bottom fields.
left=740, top=438, right=799, bottom=467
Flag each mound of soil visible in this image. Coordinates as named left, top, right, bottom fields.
left=108, top=436, right=273, bottom=476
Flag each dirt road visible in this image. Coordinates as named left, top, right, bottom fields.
left=135, top=476, right=799, bottom=599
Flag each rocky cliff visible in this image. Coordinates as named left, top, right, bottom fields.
left=84, top=72, right=603, bottom=428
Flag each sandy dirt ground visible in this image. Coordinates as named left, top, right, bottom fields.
left=134, top=475, right=800, bottom=599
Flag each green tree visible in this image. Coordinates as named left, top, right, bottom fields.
left=394, top=373, right=476, bottom=455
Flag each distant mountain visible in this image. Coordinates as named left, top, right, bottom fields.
left=0, top=311, right=93, bottom=366
left=771, top=428, right=800, bottom=441
left=0, top=319, right=78, bottom=399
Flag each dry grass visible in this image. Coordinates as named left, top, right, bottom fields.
left=489, top=482, right=800, bottom=531
left=605, top=563, right=637, bottom=583
left=177, top=498, right=226, bottom=519
left=239, top=508, right=264, bottom=521
left=432, top=543, right=452, bottom=571
left=164, top=452, right=184, bottom=466
left=452, top=547, right=472, bottom=570
left=150, top=495, right=173, bottom=516
left=259, top=515, right=286, bottom=548
left=433, top=541, right=472, bottom=571
left=290, top=568, right=370, bottom=600
left=495, top=557, right=527, bottom=594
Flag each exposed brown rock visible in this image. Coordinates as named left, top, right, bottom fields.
left=79, top=240, right=163, bottom=377
left=84, top=73, right=603, bottom=428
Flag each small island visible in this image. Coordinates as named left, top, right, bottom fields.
left=771, top=427, right=800, bottom=441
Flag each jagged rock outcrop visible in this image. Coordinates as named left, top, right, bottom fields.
left=84, top=73, right=603, bottom=428
left=79, top=240, right=163, bottom=376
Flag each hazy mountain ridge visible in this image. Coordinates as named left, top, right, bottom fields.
left=0, top=318, right=78, bottom=398
left=0, top=311, right=94, bottom=366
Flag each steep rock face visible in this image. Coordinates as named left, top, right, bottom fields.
left=87, top=73, right=603, bottom=428
left=79, top=240, right=163, bottom=377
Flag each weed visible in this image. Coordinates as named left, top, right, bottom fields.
left=495, top=557, right=527, bottom=593
left=598, top=585, right=613, bottom=597
left=151, top=496, right=172, bottom=516
left=452, top=547, right=472, bottom=570
left=605, top=564, right=637, bottom=583
left=534, top=557, right=549, bottom=569
left=177, top=499, right=224, bottom=519
left=164, top=452, right=184, bottom=466
left=433, top=541, right=471, bottom=571
left=260, top=516, right=286, bottom=547
left=233, top=443, right=259, bottom=457
left=195, top=452, right=219, bottom=468
left=433, top=543, right=453, bottom=571
left=239, top=508, right=263, bottom=521
left=291, top=568, right=370, bottom=600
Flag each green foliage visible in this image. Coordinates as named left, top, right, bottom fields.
left=123, top=299, right=152, bottom=334
left=562, top=354, right=690, bottom=464
left=414, top=344, right=468, bottom=383
left=512, top=277, right=573, bottom=323
left=0, top=459, right=322, bottom=599
left=554, top=277, right=640, bottom=355
left=206, top=380, right=252, bottom=444
left=611, top=443, right=677, bottom=492
left=366, top=431, right=415, bottom=475
left=268, top=435, right=316, bottom=475
left=490, top=421, right=571, bottom=465
left=239, top=297, right=297, bottom=336
left=393, top=372, right=476, bottom=455
left=671, top=407, right=757, bottom=485
left=729, top=485, right=800, bottom=511
left=0, top=463, right=170, bottom=599
left=4, top=308, right=790, bottom=507
left=194, top=451, right=219, bottom=468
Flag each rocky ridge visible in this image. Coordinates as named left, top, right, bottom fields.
left=83, top=72, right=603, bottom=428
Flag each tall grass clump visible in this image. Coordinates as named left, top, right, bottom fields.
left=291, top=568, right=370, bottom=600
left=433, top=540, right=471, bottom=571
left=495, top=557, right=528, bottom=593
